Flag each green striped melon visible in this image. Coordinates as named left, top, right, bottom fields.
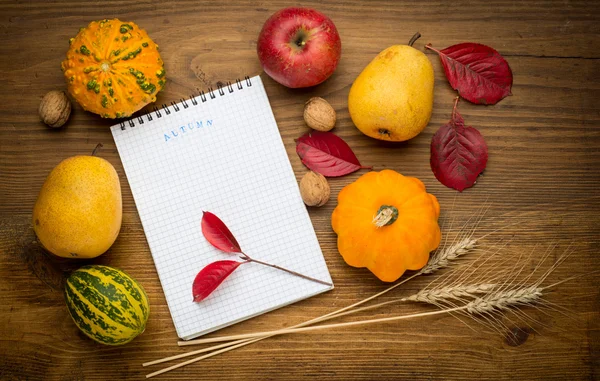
left=65, top=265, right=149, bottom=345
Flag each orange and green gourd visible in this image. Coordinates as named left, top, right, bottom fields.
left=332, top=170, right=441, bottom=282
left=61, top=19, right=166, bottom=118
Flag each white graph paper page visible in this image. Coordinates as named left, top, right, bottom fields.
left=110, top=76, right=332, bottom=340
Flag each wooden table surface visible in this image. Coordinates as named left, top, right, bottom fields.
left=1, top=1, right=599, bottom=380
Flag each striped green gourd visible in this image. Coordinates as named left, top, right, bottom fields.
left=64, top=265, right=149, bottom=345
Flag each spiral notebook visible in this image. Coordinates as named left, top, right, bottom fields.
left=110, top=76, right=333, bottom=340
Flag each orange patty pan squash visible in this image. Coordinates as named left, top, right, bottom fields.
left=332, top=170, right=441, bottom=282
left=61, top=19, right=166, bottom=118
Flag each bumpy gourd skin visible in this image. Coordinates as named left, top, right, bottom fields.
left=332, top=170, right=441, bottom=282
left=61, top=19, right=166, bottom=118
left=348, top=45, right=434, bottom=142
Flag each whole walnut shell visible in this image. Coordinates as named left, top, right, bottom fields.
left=39, top=90, right=71, bottom=128
left=303, top=97, right=336, bottom=131
left=299, top=171, right=330, bottom=207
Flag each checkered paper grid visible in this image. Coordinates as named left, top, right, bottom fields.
left=110, top=76, right=332, bottom=340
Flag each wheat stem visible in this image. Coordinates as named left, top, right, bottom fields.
left=176, top=306, right=468, bottom=348
left=164, top=285, right=545, bottom=355
left=146, top=306, right=467, bottom=378
left=146, top=297, right=406, bottom=369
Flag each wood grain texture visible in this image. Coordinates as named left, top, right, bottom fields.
left=1, top=0, right=599, bottom=380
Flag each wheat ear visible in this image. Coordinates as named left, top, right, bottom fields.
left=401, top=283, right=497, bottom=304
left=466, top=286, right=543, bottom=314
left=419, top=237, right=477, bottom=275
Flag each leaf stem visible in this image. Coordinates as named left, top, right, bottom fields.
left=240, top=253, right=332, bottom=287
left=452, top=96, right=460, bottom=120
left=424, top=43, right=440, bottom=53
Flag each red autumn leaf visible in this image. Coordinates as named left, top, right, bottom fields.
left=426, top=42, right=513, bottom=105
left=192, top=260, right=244, bottom=302
left=296, top=131, right=370, bottom=177
left=430, top=98, right=488, bottom=192
left=201, top=211, right=242, bottom=253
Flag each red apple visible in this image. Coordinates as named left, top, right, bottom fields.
left=257, top=7, right=342, bottom=88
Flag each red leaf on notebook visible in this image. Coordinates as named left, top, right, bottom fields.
left=192, top=260, right=244, bottom=302
left=296, top=131, right=370, bottom=177
left=198, top=211, right=332, bottom=294
left=425, top=42, right=513, bottom=105
left=201, top=211, right=242, bottom=253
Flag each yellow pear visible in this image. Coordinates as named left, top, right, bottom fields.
left=348, top=33, right=434, bottom=142
left=33, top=152, right=122, bottom=258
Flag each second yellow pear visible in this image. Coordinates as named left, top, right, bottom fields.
left=33, top=152, right=122, bottom=259
left=348, top=34, right=434, bottom=142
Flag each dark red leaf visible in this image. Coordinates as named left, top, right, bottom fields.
left=296, top=131, right=369, bottom=177
left=201, top=211, right=242, bottom=253
left=430, top=98, right=488, bottom=191
left=426, top=43, right=513, bottom=105
left=192, top=260, right=243, bottom=302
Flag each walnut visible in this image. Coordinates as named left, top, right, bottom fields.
left=303, top=97, right=336, bottom=131
left=299, top=171, right=330, bottom=207
left=39, top=90, right=71, bottom=128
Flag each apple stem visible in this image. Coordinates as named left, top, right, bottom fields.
left=91, top=143, right=103, bottom=156
left=408, top=32, right=422, bottom=47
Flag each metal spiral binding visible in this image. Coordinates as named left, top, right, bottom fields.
left=119, top=76, right=253, bottom=130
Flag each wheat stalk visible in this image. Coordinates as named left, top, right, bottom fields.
left=144, top=205, right=488, bottom=377
left=155, top=265, right=583, bottom=356
left=145, top=285, right=551, bottom=359
left=145, top=246, right=587, bottom=378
